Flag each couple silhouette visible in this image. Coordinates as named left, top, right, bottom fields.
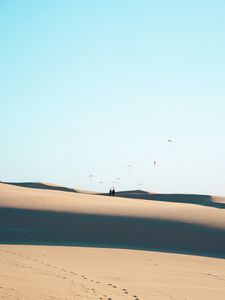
left=109, top=188, right=115, bottom=196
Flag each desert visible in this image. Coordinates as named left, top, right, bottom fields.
left=1, top=182, right=225, bottom=299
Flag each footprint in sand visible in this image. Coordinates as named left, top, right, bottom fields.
left=2, top=250, right=141, bottom=300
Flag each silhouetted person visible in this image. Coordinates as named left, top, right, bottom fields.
left=112, top=189, right=115, bottom=196
left=109, top=189, right=112, bottom=196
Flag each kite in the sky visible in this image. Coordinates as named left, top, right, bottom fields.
left=126, top=165, right=131, bottom=171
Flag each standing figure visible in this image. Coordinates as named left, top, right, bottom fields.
left=112, top=188, right=115, bottom=196
left=109, top=189, right=112, bottom=196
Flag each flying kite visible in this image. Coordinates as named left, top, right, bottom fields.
left=126, top=165, right=131, bottom=171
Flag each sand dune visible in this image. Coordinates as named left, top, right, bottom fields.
left=1, top=182, right=225, bottom=256
left=4, top=181, right=225, bottom=208
left=2, top=181, right=99, bottom=195
left=106, top=190, right=225, bottom=209
left=2, top=181, right=78, bottom=193
left=1, top=244, right=225, bottom=300
left=1, top=182, right=225, bottom=299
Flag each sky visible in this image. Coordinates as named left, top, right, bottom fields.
left=0, top=0, right=225, bottom=195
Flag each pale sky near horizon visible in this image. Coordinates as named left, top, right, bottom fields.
left=1, top=0, right=225, bottom=195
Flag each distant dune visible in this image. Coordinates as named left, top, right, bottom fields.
left=2, top=181, right=99, bottom=195
left=110, top=190, right=225, bottom=209
left=2, top=181, right=77, bottom=193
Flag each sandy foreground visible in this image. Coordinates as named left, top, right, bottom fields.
left=1, top=183, right=225, bottom=299
left=1, top=245, right=225, bottom=300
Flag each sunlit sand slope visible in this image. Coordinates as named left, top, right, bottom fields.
left=1, top=245, right=225, bottom=300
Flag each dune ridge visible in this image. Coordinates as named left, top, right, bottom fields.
left=1, top=181, right=78, bottom=193
left=3, top=181, right=225, bottom=208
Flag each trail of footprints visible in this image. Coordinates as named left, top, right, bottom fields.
left=0, top=247, right=140, bottom=300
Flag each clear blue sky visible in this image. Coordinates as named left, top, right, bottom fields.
left=1, top=0, right=225, bottom=195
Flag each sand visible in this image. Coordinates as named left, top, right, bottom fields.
left=1, top=182, right=225, bottom=299
left=1, top=245, right=225, bottom=300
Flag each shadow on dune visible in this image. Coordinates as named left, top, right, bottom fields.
left=0, top=207, right=225, bottom=259
left=101, top=190, right=225, bottom=209
left=2, top=182, right=77, bottom=193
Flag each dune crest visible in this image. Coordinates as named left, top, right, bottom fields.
left=3, top=181, right=225, bottom=208
left=2, top=181, right=77, bottom=193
